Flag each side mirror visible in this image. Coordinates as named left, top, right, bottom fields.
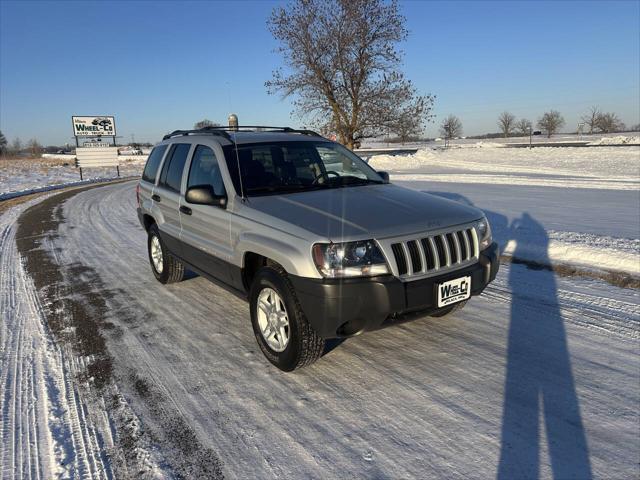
left=377, top=171, right=390, bottom=183
left=185, top=185, right=227, bottom=208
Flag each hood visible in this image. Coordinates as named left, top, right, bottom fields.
left=246, top=184, right=483, bottom=241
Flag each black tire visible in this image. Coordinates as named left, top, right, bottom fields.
left=249, top=265, right=325, bottom=371
left=431, top=300, right=467, bottom=318
left=147, top=224, right=184, bottom=284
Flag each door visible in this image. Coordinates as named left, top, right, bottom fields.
left=179, top=144, right=232, bottom=283
left=154, top=143, right=192, bottom=256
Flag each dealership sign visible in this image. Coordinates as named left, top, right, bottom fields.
left=72, top=116, right=116, bottom=137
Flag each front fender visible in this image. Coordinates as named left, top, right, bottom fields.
left=236, top=232, right=320, bottom=278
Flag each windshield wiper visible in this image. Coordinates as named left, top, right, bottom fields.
left=334, top=177, right=384, bottom=187
left=246, top=184, right=325, bottom=195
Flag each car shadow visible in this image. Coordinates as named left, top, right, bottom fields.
left=428, top=191, right=592, bottom=478
left=322, top=338, right=348, bottom=356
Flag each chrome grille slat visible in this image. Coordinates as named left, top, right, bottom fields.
left=470, top=228, right=479, bottom=259
left=452, top=232, right=462, bottom=264
left=440, top=234, right=451, bottom=267
left=415, top=239, right=427, bottom=273
left=462, top=230, right=471, bottom=261
left=428, top=237, right=440, bottom=270
left=388, top=226, right=480, bottom=279
left=401, top=242, right=413, bottom=275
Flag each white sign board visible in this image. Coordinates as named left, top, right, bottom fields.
left=72, top=116, right=116, bottom=137
left=75, top=147, right=119, bottom=168
left=83, top=141, right=111, bottom=147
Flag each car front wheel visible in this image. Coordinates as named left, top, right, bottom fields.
left=249, top=266, right=324, bottom=371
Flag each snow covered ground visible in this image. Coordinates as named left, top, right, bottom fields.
left=370, top=145, right=640, bottom=276
left=0, top=156, right=145, bottom=199
left=0, top=180, right=636, bottom=478
left=0, top=143, right=638, bottom=478
left=363, top=132, right=640, bottom=149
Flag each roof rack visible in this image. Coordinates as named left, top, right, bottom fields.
left=162, top=126, right=323, bottom=141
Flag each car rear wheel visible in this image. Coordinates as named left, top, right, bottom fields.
left=148, top=224, right=184, bottom=284
left=249, top=265, right=324, bottom=371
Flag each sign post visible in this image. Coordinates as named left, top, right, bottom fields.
left=71, top=116, right=119, bottom=179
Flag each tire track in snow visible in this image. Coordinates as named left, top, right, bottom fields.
left=484, top=266, right=639, bottom=339
left=0, top=196, right=111, bottom=480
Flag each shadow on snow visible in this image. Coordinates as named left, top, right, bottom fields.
left=429, top=191, right=592, bottom=479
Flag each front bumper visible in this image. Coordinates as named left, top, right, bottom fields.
left=290, top=242, right=499, bottom=338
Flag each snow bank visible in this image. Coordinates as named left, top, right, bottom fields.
left=502, top=231, right=639, bottom=275
left=588, top=135, right=640, bottom=145
left=369, top=145, right=640, bottom=180
left=42, top=153, right=76, bottom=160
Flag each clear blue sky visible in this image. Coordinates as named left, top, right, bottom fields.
left=1, top=0, right=638, bottom=145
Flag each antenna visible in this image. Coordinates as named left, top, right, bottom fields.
left=229, top=114, right=246, bottom=202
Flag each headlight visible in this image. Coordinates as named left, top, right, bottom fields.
left=476, top=217, right=492, bottom=250
left=312, top=240, right=390, bottom=277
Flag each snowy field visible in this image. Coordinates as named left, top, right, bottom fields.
left=363, top=131, right=640, bottom=149
left=370, top=145, right=640, bottom=277
left=0, top=143, right=639, bottom=478
left=0, top=155, right=145, bottom=199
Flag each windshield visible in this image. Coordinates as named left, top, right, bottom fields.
left=223, top=141, right=383, bottom=196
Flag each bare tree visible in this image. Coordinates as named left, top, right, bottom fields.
left=266, top=0, right=434, bottom=149
left=440, top=115, right=462, bottom=146
left=194, top=119, right=220, bottom=129
left=391, top=109, right=424, bottom=144
left=26, top=138, right=42, bottom=156
left=0, top=130, right=6, bottom=157
left=10, top=137, right=22, bottom=156
left=595, top=112, right=624, bottom=133
left=516, top=118, right=532, bottom=136
left=537, top=110, right=565, bottom=138
left=497, top=111, right=516, bottom=138
left=581, top=106, right=601, bottom=134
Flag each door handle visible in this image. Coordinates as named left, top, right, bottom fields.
left=180, top=206, right=192, bottom=215
left=151, top=194, right=161, bottom=202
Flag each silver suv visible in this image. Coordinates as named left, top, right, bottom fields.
left=136, top=126, right=498, bottom=371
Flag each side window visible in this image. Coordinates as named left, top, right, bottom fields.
left=141, top=145, right=168, bottom=183
left=187, top=145, right=225, bottom=196
left=158, top=143, right=191, bottom=193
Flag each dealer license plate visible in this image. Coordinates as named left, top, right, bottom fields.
left=437, top=276, right=471, bottom=308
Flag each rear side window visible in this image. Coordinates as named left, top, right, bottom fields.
left=158, top=143, right=191, bottom=193
left=141, top=145, right=168, bottom=183
left=188, top=145, right=225, bottom=196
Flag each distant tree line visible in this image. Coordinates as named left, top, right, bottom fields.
left=0, top=133, right=45, bottom=158
left=580, top=106, right=627, bottom=134
left=461, top=106, right=632, bottom=141
left=194, top=119, right=221, bottom=129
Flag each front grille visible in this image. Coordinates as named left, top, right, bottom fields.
left=390, top=227, right=478, bottom=278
